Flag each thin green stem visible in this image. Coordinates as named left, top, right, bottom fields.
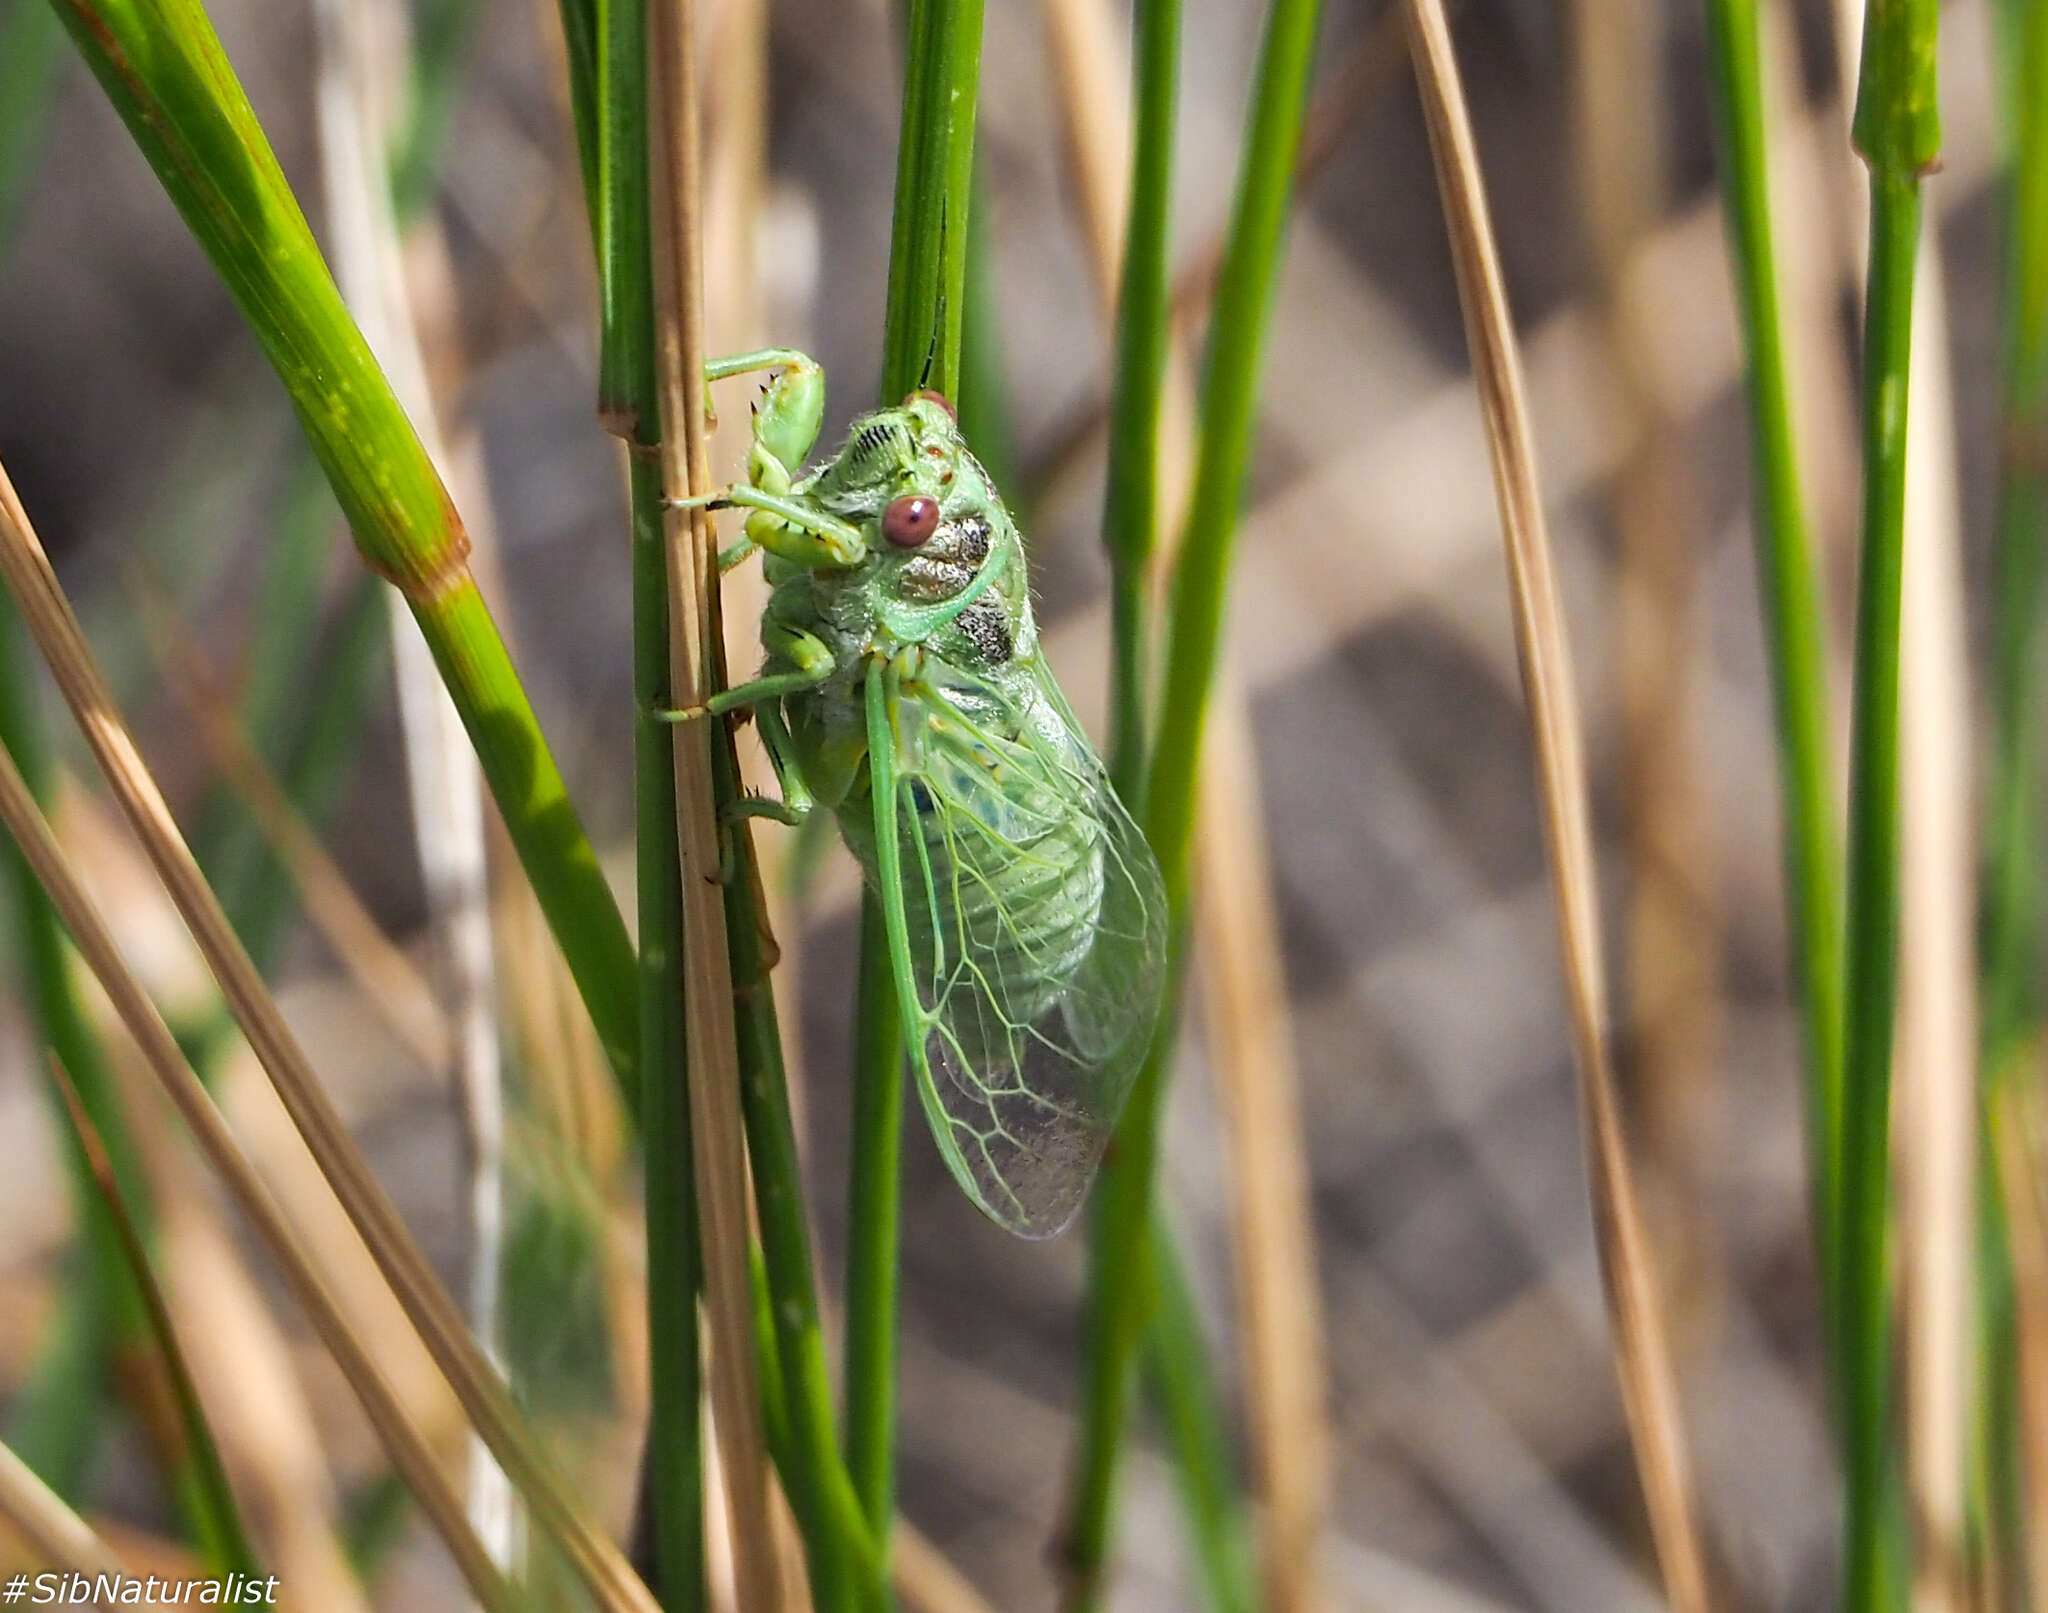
left=583, top=0, right=705, bottom=1598
left=1086, top=6, right=1260, bottom=1607
left=45, top=0, right=640, bottom=1102
left=727, top=813, right=879, bottom=1612
left=1101, top=0, right=1182, bottom=805
left=1840, top=0, right=1939, bottom=1597
left=1145, top=1220, right=1258, bottom=1613
left=0, top=0, right=126, bottom=1504
left=44, top=1059, right=259, bottom=1582
left=387, top=0, right=483, bottom=219
left=216, top=569, right=389, bottom=975
left=1976, top=0, right=2048, bottom=1585
left=843, top=896, right=903, bottom=1532
left=635, top=451, right=705, bottom=1613
left=882, top=0, right=986, bottom=399
left=1698, top=0, right=1846, bottom=1334
left=843, top=0, right=987, bottom=1565
left=0, top=603, right=135, bottom=1498
left=1064, top=0, right=1321, bottom=1598
left=1981, top=0, right=2048, bottom=1089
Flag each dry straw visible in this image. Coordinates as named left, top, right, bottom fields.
left=0, top=738, right=511, bottom=1608
left=0, top=458, right=659, bottom=1613
left=0, top=1438, right=127, bottom=1582
left=650, top=0, right=784, bottom=1604
left=1399, top=1, right=1711, bottom=1609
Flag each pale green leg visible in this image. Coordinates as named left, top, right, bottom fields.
left=727, top=703, right=815, bottom=829
left=704, top=347, right=816, bottom=383
left=668, top=484, right=862, bottom=569
left=654, top=620, right=836, bottom=723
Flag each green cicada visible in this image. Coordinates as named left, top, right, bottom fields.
left=673, top=348, right=1167, bottom=1238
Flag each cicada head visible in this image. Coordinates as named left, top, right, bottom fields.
left=808, top=391, right=1025, bottom=657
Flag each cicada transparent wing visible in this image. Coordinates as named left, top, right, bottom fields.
left=854, top=656, right=1168, bottom=1237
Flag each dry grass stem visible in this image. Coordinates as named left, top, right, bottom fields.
left=154, top=1174, right=374, bottom=1613
left=0, top=457, right=658, bottom=1613
left=698, top=0, right=805, bottom=1108
left=0, top=742, right=511, bottom=1607
left=212, top=1040, right=464, bottom=1455
left=1992, top=1085, right=2048, bottom=1607
left=1040, top=0, right=1199, bottom=556
left=1398, top=3, right=1711, bottom=1610
left=651, top=0, right=784, bottom=1605
left=891, top=1522, right=1004, bottom=1613
left=1337, top=1270, right=1667, bottom=1613
left=1030, top=4, right=1408, bottom=509
left=1195, top=691, right=1329, bottom=1613
left=0, top=1439, right=126, bottom=1581
left=1893, top=244, right=1975, bottom=1613
left=309, top=0, right=513, bottom=1553
left=1164, top=2, right=1409, bottom=327
left=1568, top=0, right=1721, bottom=1233
left=106, top=1048, right=371, bottom=1612
left=1039, top=2, right=1331, bottom=1598
left=1041, top=0, right=1134, bottom=311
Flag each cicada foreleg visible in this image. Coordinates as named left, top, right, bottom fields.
left=674, top=348, right=864, bottom=568
left=669, top=484, right=863, bottom=569
left=702, top=348, right=823, bottom=473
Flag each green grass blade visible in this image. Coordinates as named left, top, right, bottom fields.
left=1145, top=1219, right=1258, bottom=1613
left=843, top=895, right=904, bottom=1534
left=846, top=0, right=987, bottom=1559
left=634, top=444, right=705, bottom=1613
left=1698, top=0, right=1847, bottom=1331
left=1977, top=0, right=2048, bottom=1586
left=44, top=0, right=640, bottom=1103
left=1101, top=0, right=1182, bottom=805
left=0, top=0, right=121, bottom=1506
left=1981, top=0, right=2048, bottom=1087
left=1840, top=0, right=1941, bottom=1603
left=728, top=829, right=881, bottom=1611
left=574, top=0, right=706, bottom=1598
left=1065, top=0, right=1322, bottom=1598
left=211, top=568, right=389, bottom=979
left=0, top=603, right=131, bottom=1499
left=881, top=0, right=986, bottom=400
left=386, top=0, right=482, bottom=219
left=43, top=1058, right=260, bottom=1582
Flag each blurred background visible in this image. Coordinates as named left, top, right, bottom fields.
left=0, top=0, right=2025, bottom=1606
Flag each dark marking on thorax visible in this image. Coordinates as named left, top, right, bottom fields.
left=897, top=511, right=996, bottom=603
left=954, top=598, right=1014, bottom=663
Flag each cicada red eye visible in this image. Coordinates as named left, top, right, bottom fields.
left=882, top=494, right=942, bottom=548
left=905, top=388, right=956, bottom=420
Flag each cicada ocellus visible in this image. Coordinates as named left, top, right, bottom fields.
left=673, top=349, right=1167, bottom=1238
